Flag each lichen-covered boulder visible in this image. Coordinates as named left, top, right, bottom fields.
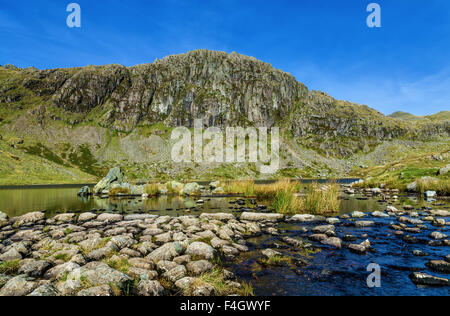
left=186, top=260, right=213, bottom=275
left=12, top=212, right=45, bottom=228
left=0, top=212, right=8, bottom=227
left=183, top=182, right=201, bottom=196
left=186, top=242, right=215, bottom=260
left=240, top=212, right=284, bottom=222
left=56, top=262, right=132, bottom=295
left=136, top=280, right=165, bottom=296
left=77, top=186, right=92, bottom=197
left=27, top=284, right=60, bottom=296
left=146, top=242, right=185, bottom=263
left=437, top=164, right=450, bottom=175
left=0, top=275, right=38, bottom=296
left=93, top=167, right=125, bottom=194
left=130, top=185, right=145, bottom=195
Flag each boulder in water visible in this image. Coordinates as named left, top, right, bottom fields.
left=93, top=167, right=125, bottom=194
left=77, top=186, right=92, bottom=197
left=183, top=182, right=201, bottom=196
left=437, top=164, right=450, bottom=175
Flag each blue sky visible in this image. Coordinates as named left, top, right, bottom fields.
left=0, top=0, right=449, bottom=116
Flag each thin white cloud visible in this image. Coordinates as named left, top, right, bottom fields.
left=291, top=63, right=450, bottom=116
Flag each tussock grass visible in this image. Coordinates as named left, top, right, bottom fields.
left=273, top=182, right=340, bottom=215
left=302, top=182, right=340, bottom=215
left=0, top=260, right=20, bottom=274
left=222, top=179, right=301, bottom=198
left=416, top=178, right=450, bottom=195
left=222, top=180, right=340, bottom=215
left=272, top=190, right=304, bottom=215
left=54, top=253, right=71, bottom=262
left=144, top=183, right=161, bottom=196
left=186, top=267, right=254, bottom=296
left=221, top=180, right=255, bottom=196
left=104, top=257, right=131, bottom=274
left=260, top=255, right=293, bottom=267
left=254, top=179, right=301, bottom=199
left=166, top=182, right=184, bottom=195
left=354, top=174, right=450, bottom=196
left=108, top=187, right=131, bottom=196
left=352, top=178, right=383, bottom=189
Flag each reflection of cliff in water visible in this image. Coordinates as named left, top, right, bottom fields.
left=92, top=196, right=238, bottom=216
left=92, top=196, right=199, bottom=213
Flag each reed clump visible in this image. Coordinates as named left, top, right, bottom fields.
left=222, top=179, right=300, bottom=198
left=302, top=182, right=340, bottom=215
left=108, top=187, right=131, bottom=196
left=144, top=183, right=161, bottom=196
left=416, top=177, right=450, bottom=195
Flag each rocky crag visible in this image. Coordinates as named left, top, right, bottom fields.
left=0, top=50, right=449, bottom=184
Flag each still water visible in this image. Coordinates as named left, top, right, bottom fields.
left=0, top=185, right=386, bottom=218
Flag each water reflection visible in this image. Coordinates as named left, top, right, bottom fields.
left=0, top=186, right=447, bottom=218
left=0, top=187, right=238, bottom=218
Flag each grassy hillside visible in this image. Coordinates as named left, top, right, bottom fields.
left=351, top=144, right=450, bottom=191
left=0, top=137, right=95, bottom=185
left=389, top=111, right=450, bottom=123
left=0, top=51, right=449, bottom=185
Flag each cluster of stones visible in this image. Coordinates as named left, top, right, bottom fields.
left=259, top=206, right=449, bottom=287
left=344, top=185, right=400, bottom=201
left=1, top=202, right=449, bottom=296
left=80, top=167, right=225, bottom=197
left=0, top=210, right=275, bottom=296
left=349, top=176, right=447, bottom=199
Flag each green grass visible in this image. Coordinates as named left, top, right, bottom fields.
left=54, top=253, right=71, bottom=262
left=68, top=144, right=105, bottom=177
left=352, top=148, right=450, bottom=192
left=24, top=143, right=67, bottom=166
left=272, top=190, right=303, bottom=215
left=60, top=271, right=70, bottom=282
left=270, top=181, right=340, bottom=215
left=416, top=178, right=450, bottom=195
left=0, top=139, right=96, bottom=185
left=186, top=267, right=254, bottom=296
left=222, top=179, right=301, bottom=199
left=108, top=187, right=131, bottom=196
left=260, top=255, right=293, bottom=267
left=354, top=165, right=449, bottom=194
left=302, top=182, right=340, bottom=215
left=144, top=183, right=161, bottom=196
left=222, top=180, right=255, bottom=196
left=0, top=260, right=20, bottom=274
left=64, top=228, right=73, bottom=236
left=104, top=258, right=131, bottom=274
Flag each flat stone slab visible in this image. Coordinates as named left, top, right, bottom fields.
left=287, top=214, right=318, bottom=222
left=124, top=214, right=158, bottom=221
left=240, top=212, right=284, bottom=222
left=199, top=213, right=235, bottom=221
left=409, top=272, right=449, bottom=286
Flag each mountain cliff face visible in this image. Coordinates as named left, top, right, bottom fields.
left=0, top=50, right=449, bottom=183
